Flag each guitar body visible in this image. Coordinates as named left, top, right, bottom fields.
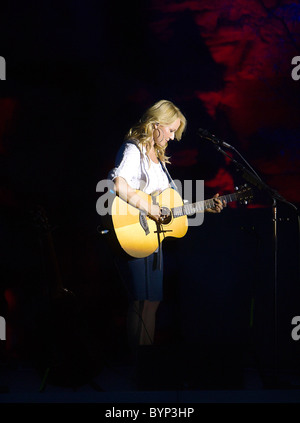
left=108, top=188, right=188, bottom=258
left=100, top=184, right=253, bottom=259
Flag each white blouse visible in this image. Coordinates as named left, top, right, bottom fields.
left=109, top=141, right=171, bottom=194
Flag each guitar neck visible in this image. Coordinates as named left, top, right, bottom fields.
left=172, top=192, right=240, bottom=217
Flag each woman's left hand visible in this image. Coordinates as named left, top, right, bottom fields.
left=207, top=193, right=226, bottom=213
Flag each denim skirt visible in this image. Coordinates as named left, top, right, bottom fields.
left=114, top=251, right=163, bottom=301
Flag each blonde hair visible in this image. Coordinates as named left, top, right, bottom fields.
left=125, top=99, right=187, bottom=163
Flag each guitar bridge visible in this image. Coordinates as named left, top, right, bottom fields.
left=154, top=227, right=173, bottom=234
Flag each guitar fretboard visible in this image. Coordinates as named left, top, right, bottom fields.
left=172, top=192, right=242, bottom=217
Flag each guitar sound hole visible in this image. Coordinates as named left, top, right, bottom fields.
left=160, top=207, right=172, bottom=224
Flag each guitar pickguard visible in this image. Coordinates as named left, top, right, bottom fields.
left=139, top=212, right=150, bottom=235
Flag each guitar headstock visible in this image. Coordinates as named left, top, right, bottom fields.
left=235, top=184, right=254, bottom=205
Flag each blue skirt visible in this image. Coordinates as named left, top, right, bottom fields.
left=115, top=251, right=163, bottom=301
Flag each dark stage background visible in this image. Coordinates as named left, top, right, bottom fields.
left=0, top=0, right=300, bottom=390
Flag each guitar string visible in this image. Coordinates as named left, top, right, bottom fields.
left=172, top=190, right=251, bottom=217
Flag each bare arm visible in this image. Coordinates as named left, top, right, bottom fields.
left=114, top=176, right=161, bottom=221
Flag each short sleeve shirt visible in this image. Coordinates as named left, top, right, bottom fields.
left=109, top=141, right=170, bottom=194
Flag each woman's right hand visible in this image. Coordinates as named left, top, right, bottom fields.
left=147, top=204, right=161, bottom=222
left=114, top=177, right=163, bottom=222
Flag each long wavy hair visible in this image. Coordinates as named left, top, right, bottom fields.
left=125, top=99, right=187, bottom=163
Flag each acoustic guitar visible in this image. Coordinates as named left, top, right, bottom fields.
left=101, top=185, right=253, bottom=259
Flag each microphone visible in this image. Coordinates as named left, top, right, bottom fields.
left=198, top=128, right=233, bottom=149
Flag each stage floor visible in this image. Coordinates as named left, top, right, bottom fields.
left=1, top=352, right=300, bottom=404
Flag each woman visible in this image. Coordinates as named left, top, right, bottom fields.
left=109, top=99, right=224, bottom=353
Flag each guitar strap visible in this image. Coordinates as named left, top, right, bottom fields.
left=159, top=160, right=178, bottom=192
left=152, top=161, right=178, bottom=271
left=151, top=191, right=163, bottom=270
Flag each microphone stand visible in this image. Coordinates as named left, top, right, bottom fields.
left=199, top=129, right=299, bottom=386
